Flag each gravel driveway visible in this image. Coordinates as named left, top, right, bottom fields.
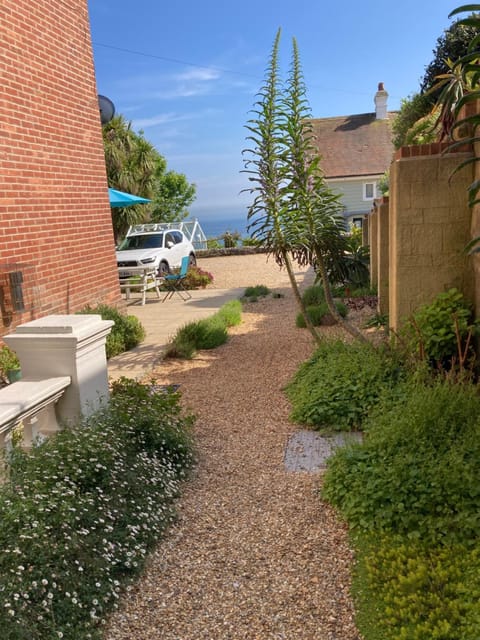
left=104, top=254, right=362, bottom=640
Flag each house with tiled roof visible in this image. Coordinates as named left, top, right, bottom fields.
left=309, top=83, right=396, bottom=227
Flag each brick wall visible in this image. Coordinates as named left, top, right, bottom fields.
left=0, top=0, right=121, bottom=337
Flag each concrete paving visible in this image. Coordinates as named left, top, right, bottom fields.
left=284, top=430, right=363, bottom=472
left=107, top=287, right=245, bottom=381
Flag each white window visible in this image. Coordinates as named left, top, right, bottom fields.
left=363, top=182, right=376, bottom=200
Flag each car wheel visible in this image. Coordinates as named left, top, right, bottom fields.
left=158, top=261, right=169, bottom=277
left=189, top=253, right=196, bottom=267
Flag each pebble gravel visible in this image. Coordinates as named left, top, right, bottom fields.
left=104, top=256, right=363, bottom=640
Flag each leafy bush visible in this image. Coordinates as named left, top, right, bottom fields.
left=243, top=284, right=271, bottom=301
left=78, top=304, right=145, bottom=358
left=398, top=288, right=478, bottom=371
left=295, top=301, right=348, bottom=328
left=285, top=340, right=404, bottom=430
left=353, top=533, right=480, bottom=640
left=301, top=284, right=325, bottom=306
left=322, top=379, right=480, bottom=544
left=0, top=378, right=193, bottom=640
left=0, top=345, right=20, bottom=382
left=182, top=265, right=214, bottom=289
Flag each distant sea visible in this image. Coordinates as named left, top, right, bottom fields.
left=196, top=217, right=248, bottom=239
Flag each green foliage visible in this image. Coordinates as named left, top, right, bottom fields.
left=323, top=379, right=480, bottom=544
left=295, top=301, right=347, bottom=328
left=378, top=170, right=389, bottom=195
left=243, top=284, right=271, bottom=300
left=398, top=288, right=478, bottom=370
left=221, top=231, right=241, bottom=248
left=0, top=378, right=193, bottom=639
left=206, top=238, right=221, bottom=249
left=241, top=236, right=261, bottom=247
left=78, top=304, right=146, bottom=359
left=353, top=533, right=480, bottom=640
left=285, top=340, right=404, bottom=430
left=392, top=93, right=435, bottom=149
left=215, top=300, right=242, bottom=327
left=0, top=345, right=20, bottom=381
left=102, top=115, right=196, bottom=242
left=296, top=304, right=327, bottom=327
left=165, top=300, right=242, bottom=359
left=301, top=284, right=325, bottom=306
left=242, top=30, right=364, bottom=344
left=149, top=169, right=196, bottom=223
left=182, top=265, right=214, bottom=289
left=421, top=17, right=478, bottom=95
left=441, top=7, right=480, bottom=234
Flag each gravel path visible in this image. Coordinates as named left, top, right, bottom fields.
left=104, top=255, right=362, bottom=640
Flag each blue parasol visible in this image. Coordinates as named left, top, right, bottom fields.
left=108, top=188, right=151, bottom=208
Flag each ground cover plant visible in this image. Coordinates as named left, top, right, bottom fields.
left=165, top=299, right=242, bottom=359
left=285, top=339, right=404, bottom=430
left=78, top=304, right=146, bottom=359
left=0, top=378, right=194, bottom=640
left=321, top=378, right=480, bottom=637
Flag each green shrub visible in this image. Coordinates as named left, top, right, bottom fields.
left=216, top=300, right=242, bottom=327
left=0, top=378, right=193, bottom=639
left=353, top=533, right=480, bottom=640
left=398, top=288, right=479, bottom=371
left=165, top=300, right=241, bottom=359
left=0, top=345, right=20, bottom=382
left=322, top=380, right=480, bottom=544
left=295, top=301, right=347, bottom=327
left=243, top=284, right=271, bottom=299
left=194, top=316, right=229, bottom=350
left=78, top=304, right=146, bottom=358
left=301, top=284, right=325, bottom=306
left=296, top=304, right=327, bottom=327
left=285, top=340, right=404, bottom=430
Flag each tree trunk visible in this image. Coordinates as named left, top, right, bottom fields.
left=282, top=249, right=323, bottom=347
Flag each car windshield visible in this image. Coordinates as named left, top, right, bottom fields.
left=118, top=234, right=164, bottom=250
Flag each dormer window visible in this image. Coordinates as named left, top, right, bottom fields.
left=363, top=182, right=376, bottom=200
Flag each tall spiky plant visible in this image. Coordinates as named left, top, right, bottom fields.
left=243, top=31, right=368, bottom=343
left=242, top=29, right=322, bottom=344
left=281, top=38, right=368, bottom=342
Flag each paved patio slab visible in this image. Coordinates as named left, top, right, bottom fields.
left=284, top=430, right=363, bottom=472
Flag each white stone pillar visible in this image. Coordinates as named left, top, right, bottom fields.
left=4, top=315, right=114, bottom=425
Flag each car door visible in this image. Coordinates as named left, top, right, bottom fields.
left=165, top=231, right=183, bottom=268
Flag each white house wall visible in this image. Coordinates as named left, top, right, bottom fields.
left=328, top=178, right=381, bottom=225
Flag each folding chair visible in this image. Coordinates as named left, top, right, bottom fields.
left=162, top=255, right=192, bottom=301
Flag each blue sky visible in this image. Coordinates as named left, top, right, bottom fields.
left=88, top=0, right=460, bottom=224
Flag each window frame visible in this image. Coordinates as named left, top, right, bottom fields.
left=363, top=181, right=376, bottom=201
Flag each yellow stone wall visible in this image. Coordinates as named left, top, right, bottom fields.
left=387, top=151, right=474, bottom=331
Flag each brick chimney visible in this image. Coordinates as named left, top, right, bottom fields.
left=374, top=82, right=388, bottom=119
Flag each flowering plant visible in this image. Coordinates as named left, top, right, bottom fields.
left=0, top=378, right=194, bottom=639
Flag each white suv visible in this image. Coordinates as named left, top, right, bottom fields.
left=116, top=224, right=196, bottom=278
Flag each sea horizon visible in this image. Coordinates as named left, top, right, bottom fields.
left=193, top=216, right=249, bottom=239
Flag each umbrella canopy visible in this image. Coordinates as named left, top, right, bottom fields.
left=108, top=188, right=151, bottom=208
